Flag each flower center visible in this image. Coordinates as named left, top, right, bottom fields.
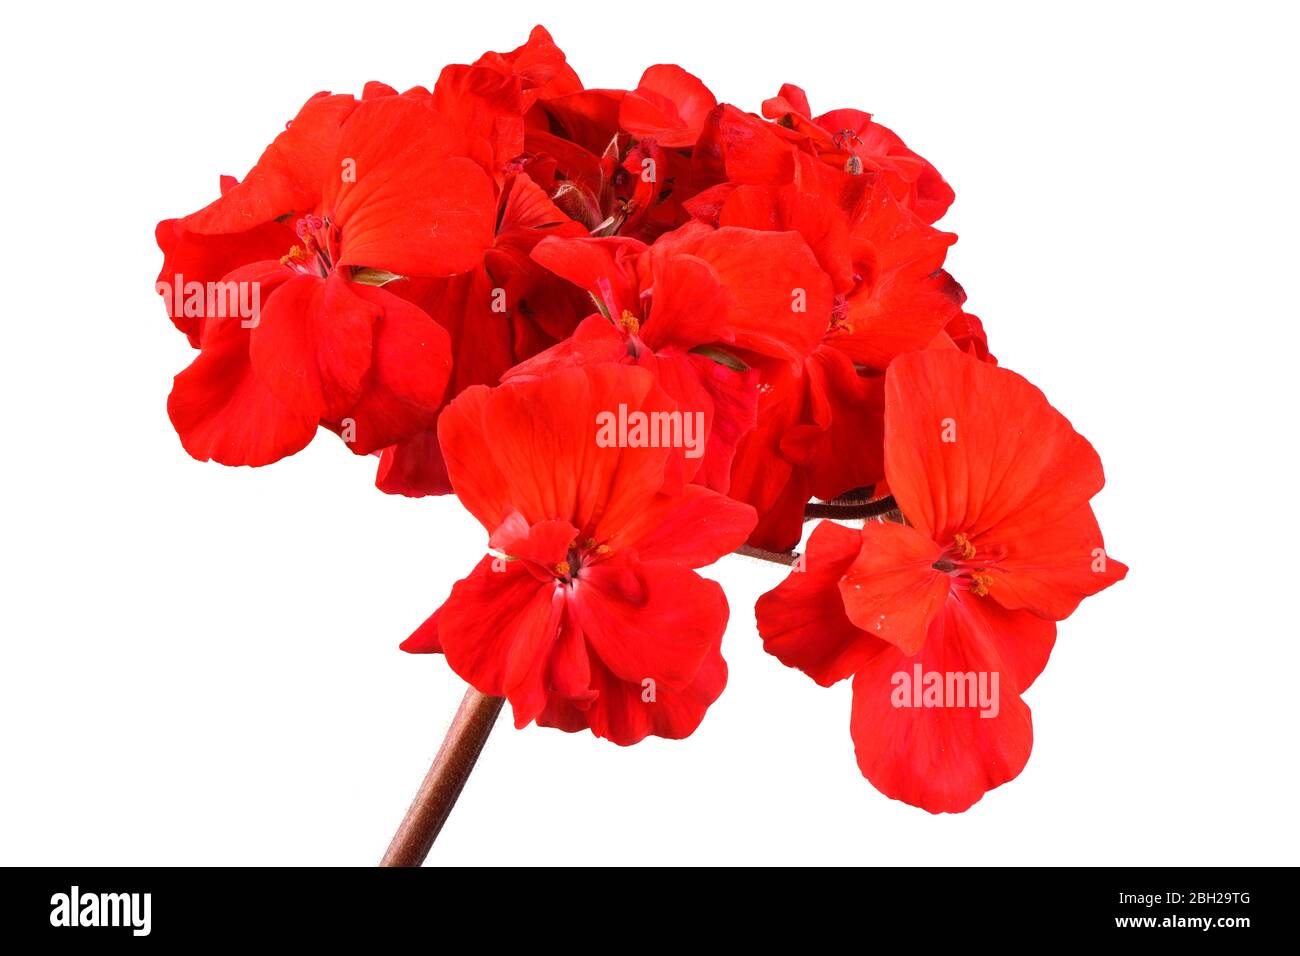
left=932, top=532, right=1002, bottom=597
left=552, top=538, right=612, bottom=584
left=280, top=214, right=340, bottom=278
left=827, top=293, right=852, bottom=336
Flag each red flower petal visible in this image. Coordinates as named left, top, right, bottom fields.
left=530, top=235, right=646, bottom=319
left=571, top=556, right=727, bottom=694
left=718, top=181, right=856, bottom=293
left=694, top=105, right=796, bottom=186
left=375, top=427, right=450, bottom=498
left=325, top=96, right=495, bottom=278
left=983, top=502, right=1129, bottom=620
left=546, top=608, right=596, bottom=706
left=658, top=224, right=831, bottom=365
left=728, top=359, right=802, bottom=550
left=180, top=92, right=357, bottom=235
left=154, top=218, right=294, bottom=344
left=537, top=89, right=625, bottom=157
left=612, top=484, right=756, bottom=568
left=730, top=348, right=884, bottom=552
left=494, top=173, right=587, bottom=253
left=487, top=513, right=578, bottom=575
left=837, top=183, right=960, bottom=371
left=780, top=346, right=885, bottom=502
left=434, top=26, right=581, bottom=167
left=684, top=353, right=759, bottom=494
left=964, top=592, right=1058, bottom=697
left=620, top=64, right=717, bottom=148
left=501, top=586, right=570, bottom=728
left=638, top=253, right=729, bottom=352
left=436, top=365, right=677, bottom=539
left=502, top=314, right=627, bottom=382
left=756, top=521, right=891, bottom=687
left=884, top=350, right=1106, bottom=542
left=849, top=593, right=1050, bottom=813
left=838, top=522, right=948, bottom=656
left=537, top=639, right=727, bottom=746
left=167, top=305, right=318, bottom=467
left=761, top=83, right=812, bottom=122
left=249, top=272, right=374, bottom=420
left=333, top=283, right=452, bottom=454
left=421, top=267, right=517, bottom=397
left=400, top=603, right=443, bottom=654
left=433, top=555, right=559, bottom=702
left=421, top=545, right=732, bottom=741
left=487, top=25, right=582, bottom=98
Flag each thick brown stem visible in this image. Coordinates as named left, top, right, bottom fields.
left=803, top=495, right=898, bottom=520
left=733, top=543, right=801, bottom=565
left=380, top=688, right=504, bottom=867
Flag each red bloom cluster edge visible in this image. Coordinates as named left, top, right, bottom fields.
left=155, top=26, right=1125, bottom=812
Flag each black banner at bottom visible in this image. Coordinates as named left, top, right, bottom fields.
left=2, top=866, right=1285, bottom=944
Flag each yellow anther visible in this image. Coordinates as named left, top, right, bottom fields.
left=280, top=244, right=308, bottom=266
left=953, top=532, right=977, bottom=561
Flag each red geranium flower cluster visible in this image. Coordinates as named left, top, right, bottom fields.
left=157, top=27, right=1124, bottom=809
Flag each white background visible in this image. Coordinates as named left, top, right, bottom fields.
left=1, top=0, right=1296, bottom=866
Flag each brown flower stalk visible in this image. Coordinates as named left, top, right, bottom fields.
left=380, top=688, right=504, bottom=867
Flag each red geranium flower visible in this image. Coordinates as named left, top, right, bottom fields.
left=620, top=64, right=717, bottom=149
left=523, top=81, right=701, bottom=241
left=152, top=25, right=1135, bottom=857
left=403, top=364, right=756, bottom=744
left=156, top=89, right=363, bottom=348
left=373, top=172, right=591, bottom=497
left=761, top=83, right=954, bottom=225
left=432, top=25, right=583, bottom=173
left=713, top=166, right=960, bottom=550
left=756, top=349, right=1126, bottom=811
left=161, top=93, right=497, bottom=465
left=506, top=223, right=831, bottom=492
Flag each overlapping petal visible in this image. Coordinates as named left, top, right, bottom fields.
left=884, top=350, right=1107, bottom=544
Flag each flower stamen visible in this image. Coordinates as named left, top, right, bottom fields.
left=953, top=532, right=977, bottom=561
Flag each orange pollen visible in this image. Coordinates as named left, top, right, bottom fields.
left=618, top=310, right=640, bottom=335
left=953, top=532, right=977, bottom=561
left=554, top=561, right=571, bottom=577
left=596, top=544, right=611, bottom=555
left=584, top=538, right=597, bottom=549
left=279, top=244, right=307, bottom=266
left=969, top=572, right=993, bottom=597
